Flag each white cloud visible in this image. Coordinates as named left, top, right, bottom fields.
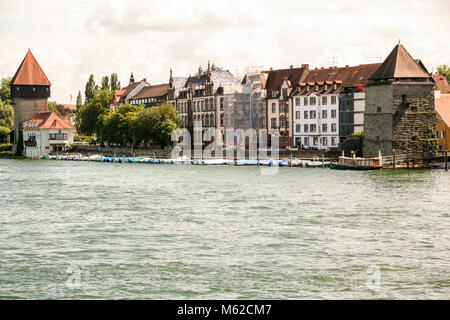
left=0, top=0, right=449, bottom=103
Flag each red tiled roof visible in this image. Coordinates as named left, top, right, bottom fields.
left=22, top=112, right=75, bottom=131
left=265, top=67, right=308, bottom=96
left=434, top=75, right=450, bottom=94
left=11, top=50, right=51, bottom=86
left=369, top=44, right=431, bottom=80
left=435, top=94, right=450, bottom=127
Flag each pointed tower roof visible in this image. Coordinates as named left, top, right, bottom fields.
left=370, top=44, right=431, bottom=81
left=11, top=50, right=51, bottom=86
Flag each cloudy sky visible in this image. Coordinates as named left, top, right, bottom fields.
left=1, top=0, right=449, bottom=103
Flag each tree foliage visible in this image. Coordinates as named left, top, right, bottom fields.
left=437, top=65, right=450, bottom=82
left=104, top=104, right=144, bottom=145
left=84, top=74, right=97, bottom=104
left=110, top=73, right=121, bottom=91
left=101, top=76, right=110, bottom=90
left=135, top=104, right=182, bottom=146
left=0, top=77, right=12, bottom=105
left=48, top=101, right=63, bottom=117
left=77, top=89, right=114, bottom=137
left=76, top=91, right=83, bottom=109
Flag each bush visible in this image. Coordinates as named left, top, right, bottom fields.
left=0, top=143, right=12, bottom=152
left=76, top=135, right=96, bottom=142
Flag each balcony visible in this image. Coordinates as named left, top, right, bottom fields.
left=24, top=139, right=37, bottom=147
left=49, top=133, right=68, bottom=144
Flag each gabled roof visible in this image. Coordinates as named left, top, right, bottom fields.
left=11, top=50, right=51, bottom=86
left=131, top=83, right=169, bottom=99
left=22, top=112, right=75, bottom=131
left=434, top=75, right=450, bottom=94
left=435, top=94, right=450, bottom=127
left=265, top=67, right=308, bottom=96
left=369, top=44, right=431, bottom=80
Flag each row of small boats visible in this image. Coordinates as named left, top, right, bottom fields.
left=41, top=154, right=331, bottom=168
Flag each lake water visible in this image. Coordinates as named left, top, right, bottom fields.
left=0, top=159, right=449, bottom=299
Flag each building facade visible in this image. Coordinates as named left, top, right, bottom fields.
left=435, top=93, right=450, bottom=151
left=128, top=83, right=169, bottom=108
left=22, top=111, right=76, bottom=157
left=363, top=43, right=435, bottom=158
left=174, top=62, right=237, bottom=142
left=265, top=65, right=309, bottom=148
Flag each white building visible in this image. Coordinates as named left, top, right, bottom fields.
left=22, top=111, right=76, bottom=158
left=291, top=79, right=340, bottom=150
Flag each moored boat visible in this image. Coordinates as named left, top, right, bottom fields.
left=330, top=154, right=382, bottom=170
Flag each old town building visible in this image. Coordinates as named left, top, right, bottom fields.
left=265, top=65, right=309, bottom=147
left=110, top=73, right=150, bottom=110
left=128, top=83, right=169, bottom=108
left=174, top=62, right=237, bottom=141
left=363, top=43, right=435, bottom=158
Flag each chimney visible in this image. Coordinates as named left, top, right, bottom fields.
left=301, top=64, right=309, bottom=69
left=290, top=65, right=293, bottom=69
left=270, top=67, right=273, bottom=71
left=321, top=67, right=324, bottom=70
left=345, top=65, right=349, bottom=68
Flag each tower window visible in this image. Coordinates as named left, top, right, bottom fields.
left=377, top=107, right=382, bottom=113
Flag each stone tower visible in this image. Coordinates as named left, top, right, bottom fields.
left=10, top=50, right=51, bottom=154
left=363, top=44, right=435, bottom=159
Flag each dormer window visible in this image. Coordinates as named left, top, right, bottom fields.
left=325, top=84, right=328, bottom=90
left=272, top=91, right=277, bottom=98
left=334, top=83, right=337, bottom=90
left=306, top=85, right=309, bottom=91
left=32, top=87, right=36, bottom=92
left=315, top=85, right=318, bottom=91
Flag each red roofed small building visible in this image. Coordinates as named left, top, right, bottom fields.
left=22, top=111, right=76, bottom=157
left=10, top=49, right=52, bottom=154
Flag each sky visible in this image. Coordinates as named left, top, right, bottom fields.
left=1, top=0, right=449, bottom=104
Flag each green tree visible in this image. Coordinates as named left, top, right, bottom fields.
left=0, top=100, right=14, bottom=129
left=101, top=76, right=110, bottom=90
left=136, top=104, right=182, bottom=146
left=437, top=65, right=450, bottom=82
left=0, top=77, right=12, bottom=105
left=104, top=104, right=144, bottom=146
left=76, top=91, right=83, bottom=109
left=84, top=74, right=97, bottom=104
left=48, top=101, right=63, bottom=117
left=77, top=89, right=114, bottom=138
left=110, top=73, right=121, bottom=91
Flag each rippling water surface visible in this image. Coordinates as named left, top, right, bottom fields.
left=0, top=159, right=449, bottom=299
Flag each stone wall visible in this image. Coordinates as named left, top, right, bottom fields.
left=363, top=84, right=393, bottom=157
left=363, top=82, right=436, bottom=159
left=12, top=97, right=48, bottom=154
left=391, top=83, right=436, bottom=158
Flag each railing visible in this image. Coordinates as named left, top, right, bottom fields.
left=24, top=140, right=37, bottom=147
left=49, top=133, right=68, bottom=140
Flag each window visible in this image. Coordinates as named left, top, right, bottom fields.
left=295, top=98, right=301, bottom=106
left=322, top=110, right=327, bottom=119
left=377, top=106, right=382, bottom=113
left=304, top=124, right=308, bottom=132
left=322, top=137, right=328, bottom=146
left=296, top=111, right=301, bottom=120
left=272, top=103, right=276, bottom=113
left=304, top=97, right=308, bottom=106
left=331, top=110, right=336, bottom=118
left=315, top=85, right=319, bottom=91
left=310, top=97, right=316, bottom=105
left=282, top=88, right=288, bottom=97
left=310, top=124, right=316, bottom=132
left=331, top=96, right=336, bottom=104
left=331, top=137, right=337, bottom=146
left=324, top=84, right=328, bottom=91
left=334, top=83, right=337, bottom=90
left=310, top=111, right=316, bottom=119
left=271, top=118, right=277, bottom=128
left=296, top=124, right=301, bottom=133
left=272, top=91, right=277, bottom=97
left=304, top=137, right=309, bottom=145
left=304, top=111, right=308, bottom=119
left=322, top=124, right=327, bottom=132
left=313, top=137, right=318, bottom=145
left=322, top=96, right=327, bottom=105
left=331, top=123, right=337, bottom=132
